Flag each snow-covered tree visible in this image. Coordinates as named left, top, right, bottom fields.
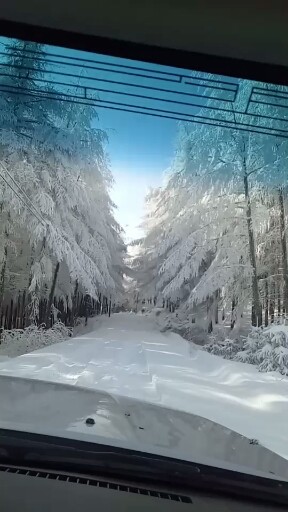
left=136, top=74, right=288, bottom=332
left=0, top=38, right=126, bottom=325
left=205, top=325, right=288, bottom=376
left=130, top=187, right=169, bottom=300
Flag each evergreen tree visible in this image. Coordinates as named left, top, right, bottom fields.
left=0, top=38, right=126, bottom=325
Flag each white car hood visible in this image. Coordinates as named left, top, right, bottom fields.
left=0, top=374, right=288, bottom=480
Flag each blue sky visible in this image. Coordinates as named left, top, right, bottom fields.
left=98, top=108, right=177, bottom=241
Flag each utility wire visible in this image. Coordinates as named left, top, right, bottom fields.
left=0, top=161, right=47, bottom=226
left=0, top=164, right=47, bottom=227
left=0, top=170, right=45, bottom=226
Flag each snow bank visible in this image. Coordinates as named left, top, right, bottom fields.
left=0, top=322, right=72, bottom=357
left=205, top=324, right=288, bottom=375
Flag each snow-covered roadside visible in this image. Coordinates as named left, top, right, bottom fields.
left=0, top=322, right=72, bottom=358
left=0, top=316, right=105, bottom=358
left=0, top=312, right=288, bottom=461
left=205, top=323, right=288, bottom=375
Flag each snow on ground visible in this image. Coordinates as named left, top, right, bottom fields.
left=151, top=304, right=253, bottom=346
left=0, top=322, right=72, bottom=357
left=0, top=312, right=288, bottom=460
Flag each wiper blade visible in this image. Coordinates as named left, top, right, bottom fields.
left=0, top=428, right=288, bottom=507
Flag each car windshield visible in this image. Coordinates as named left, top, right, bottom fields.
left=0, top=34, right=288, bottom=479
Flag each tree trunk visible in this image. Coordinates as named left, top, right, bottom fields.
left=0, top=244, right=8, bottom=315
left=275, top=281, right=281, bottom=316
left=8, top=299, right=13, bottom=330
left=4, top=304, right=8, bottom=329
left=265, top=280, right=269, bottom=327
left=214, top=290, right=219, bottom=324
left=207, top=296, right=213, bottom=333
left=71, top=280, right=78, bottom=326
left=207, top=320, right=213, bottom=333
left=16, top=294, right=21, bottom=329
left=0, top=216, right=9, bottom=318
left=231, top=298, right=236, bottom=329
left=278, top=188, right=288, bottom=315
left=244, top=173, right=262, bottom=326
left=21, top=290, right=26, bottom=329
left=269, top=282, right=275, bottom=323
left=45, top=262, right=60, bottom=328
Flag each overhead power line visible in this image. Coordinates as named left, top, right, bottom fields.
left=0, top=161, right=47, bottom=227
left=0, top=161, right=47, bottom=225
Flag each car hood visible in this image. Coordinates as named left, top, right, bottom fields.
left=0, top=374, right=288, bottom=480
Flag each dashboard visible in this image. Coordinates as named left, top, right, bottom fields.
left=0, top=464, right=284, bottom=512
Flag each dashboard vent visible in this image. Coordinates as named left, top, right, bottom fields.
left=0, top=465, right=192, bottom=504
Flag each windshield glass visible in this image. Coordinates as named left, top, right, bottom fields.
left=0, top=34, right=288, bottom=479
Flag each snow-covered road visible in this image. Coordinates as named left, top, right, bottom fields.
left=1, top=312, right=288, bottom=460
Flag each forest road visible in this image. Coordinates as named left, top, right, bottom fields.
left=1, top=312, right=288, bottom=460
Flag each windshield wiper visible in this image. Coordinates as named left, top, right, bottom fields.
left=0, top=428, right=288, bottom=507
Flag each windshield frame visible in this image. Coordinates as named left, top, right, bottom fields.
left=0, top=18, right=288, bottom=87
left=1, top=17, right=288, bottom=499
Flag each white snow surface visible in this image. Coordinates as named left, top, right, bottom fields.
left=0, top=312, right=288, bottom=460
